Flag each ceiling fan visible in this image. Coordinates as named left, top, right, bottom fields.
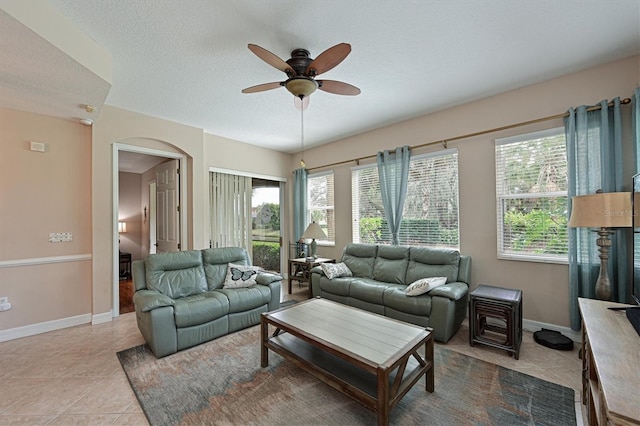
left=241, top=43, right=361, bottom=101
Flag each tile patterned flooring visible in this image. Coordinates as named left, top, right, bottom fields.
left=0, top=284, right=584, bottom=425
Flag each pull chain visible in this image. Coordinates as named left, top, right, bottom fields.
left=300, top=95, right=306, bottom=168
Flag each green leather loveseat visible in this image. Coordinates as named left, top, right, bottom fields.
left=310, top=243, right=471, bottom=342
left=132, top=247, right=281, bottom=357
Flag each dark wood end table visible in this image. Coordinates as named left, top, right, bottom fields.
left=287, top=257, right=335, bottom=297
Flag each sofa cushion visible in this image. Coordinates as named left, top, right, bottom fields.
left=217, top=286, right=272, bottom=313
left=145, top=250, right=207, bottom=298
left=350, top=279, right=389, bottom=304
left=405, top=277, right=447, bottom=296
left=383, top=285, right=433, bottom=316
left=202, top=247, right=251, bottom=290
left=342, top=243, right=377, bottom=278
left=223, top=263, right=261, bottom=288
left=173, top=291, right=229, bottom=328
left=373, top=245, right=410, bottom=284
left=406, top=247, right=460, bottom=284
left=318, top=276, right=353, bottom=297
left=320, top=262, right=352, bottom=279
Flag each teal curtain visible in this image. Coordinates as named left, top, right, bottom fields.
left=377, top=145, right=410, bottom=245
left=292, top=168, right=308, bottom=242
left=634, top=87, right=640, bottom=173
left=633, top=88, right=640, bottom=300
left=565, top=98, right=625, bottom=330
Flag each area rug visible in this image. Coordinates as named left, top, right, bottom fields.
left=117, top=326, right=576, bottom=426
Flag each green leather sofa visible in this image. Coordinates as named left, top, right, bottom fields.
left=310, top=243, right=471, bottom=342
left=132, top=247, right=281, bottom=357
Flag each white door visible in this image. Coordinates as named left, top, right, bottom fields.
left=149, top=181, right=157, bottom=254
left=156, top=160, right=180, bottom=252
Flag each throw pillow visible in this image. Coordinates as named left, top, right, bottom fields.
left=405, top=276, right=447, bottom=296
left=320, top=262, right=353, bottom=280
left=223, top=263, right=261, bottom=288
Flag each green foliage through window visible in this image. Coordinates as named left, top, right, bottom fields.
left=496, top=128, right=568, bottom=260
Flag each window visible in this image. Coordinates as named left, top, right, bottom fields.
left=307, top=171, right=335, bottom=244
left=495, top=128, right=568, bottom=262
left=351, top=149, right=459, bottom=248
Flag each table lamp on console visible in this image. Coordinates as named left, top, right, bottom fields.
left=568, top=190, right=631, bottom=300
left=301, top=221, right=327, bottom=259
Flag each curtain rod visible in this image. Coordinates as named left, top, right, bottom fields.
left=306, top=97, right=632, bottom=173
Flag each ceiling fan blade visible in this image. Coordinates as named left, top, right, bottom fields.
left=305, top=43, right=351, bottom=76
left=241, top=82, right=283, bottom=94
left=247, top=44, right=295, bottom=75
left=317, top=80, right=361, bottom=96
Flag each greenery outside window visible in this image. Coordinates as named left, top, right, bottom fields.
left=351, top=149, right=459, bottom=248
left=307, top=171, right=335, bottom=244
left=495, top=128, right=568, bottom=263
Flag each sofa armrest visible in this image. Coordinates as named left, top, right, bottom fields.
left=256, top=272, right=283, bottom=285
left=428, top=282, right=468, bottom=301
left=133, top=290, right=175, bottom=312
left=310, top=266, right=324, bottom=276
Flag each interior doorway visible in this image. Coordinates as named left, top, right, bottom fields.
left=114, top=143, right=188, bottom=317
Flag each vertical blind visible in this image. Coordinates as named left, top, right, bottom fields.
left=210, top=172, right=252, bottom=253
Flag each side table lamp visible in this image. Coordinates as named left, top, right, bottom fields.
left=568, top=191, right=631, bottom=300
left=301, top=221, right=327, bottom=259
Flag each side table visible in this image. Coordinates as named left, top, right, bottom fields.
left=469, top=284, right=523, bottom=359
left=288, top=257, right=335, bottom=297
left=119, top=252, right=132, bottom=280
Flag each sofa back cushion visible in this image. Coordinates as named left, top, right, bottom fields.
left=406, top=247, right=460, bottom=284
left=202, top=247, right=251, bottom=290
left=145, top=250, right=207, bottom=299
left=341, top=243, right=378, bottom=278
left=373, top=245, right=410, bottom=284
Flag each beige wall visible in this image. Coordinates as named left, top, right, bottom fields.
left=1, top=55, right=637, bottom=335
left=0, top=109, right=92, bottom=329
left=292, top=55, right=640, bottom=328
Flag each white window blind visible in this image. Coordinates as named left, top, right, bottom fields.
left=495, top=128, right=568, bottom=262
left=351, top=149, right=459, bottom=248
left=308, top=171, right=335, bottom=243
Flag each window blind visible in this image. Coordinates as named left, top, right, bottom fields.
left=308, top=171, right=335, bottom=243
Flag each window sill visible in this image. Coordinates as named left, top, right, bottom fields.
left=497, top=254, right=568, bottom=265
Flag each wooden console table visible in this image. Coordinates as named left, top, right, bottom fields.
left=578, top=298, right=640, bottom=425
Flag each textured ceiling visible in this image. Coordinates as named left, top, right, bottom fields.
left=3, top=1, right=640, bottom=153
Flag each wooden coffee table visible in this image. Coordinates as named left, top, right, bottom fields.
left=261, top=298, right=433, bottom=426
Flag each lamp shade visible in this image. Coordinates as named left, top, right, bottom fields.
left=118, top=221, right=127, bottom=233
left=301, top=221, right=327, bottom=240
left=568, top=192, right=632, bottom=228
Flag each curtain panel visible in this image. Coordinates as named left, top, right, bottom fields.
left=565, top=98, right=626, bottom=330
left=293, top=168, right=308, bottom=242
left=376, top=145, right=411, bottom=245
left=210, top=172, right=252, bottom=254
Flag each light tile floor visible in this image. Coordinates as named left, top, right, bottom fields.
left=0, top=285, right=584, bottom=425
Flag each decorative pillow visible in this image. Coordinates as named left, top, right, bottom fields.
left=404, top=276, right=447, bottom=296
left=320, top=262, right=353, bottom=280
left=223, top=263, right=261, bottom=288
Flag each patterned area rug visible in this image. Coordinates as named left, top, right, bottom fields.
left=117, top=325, right=576, bottom=426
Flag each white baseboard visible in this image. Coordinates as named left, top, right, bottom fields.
left=92, top=311, right=113, bottom=325
left=523, top=318, right=581, bottom=342
left=0, top=313, right=92, bottom=342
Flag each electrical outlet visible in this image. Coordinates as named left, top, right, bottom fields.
left=0, top=297, right=7, bottom=304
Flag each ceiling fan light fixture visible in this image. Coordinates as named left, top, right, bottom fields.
left=285, top=77, right=318, bottom=98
